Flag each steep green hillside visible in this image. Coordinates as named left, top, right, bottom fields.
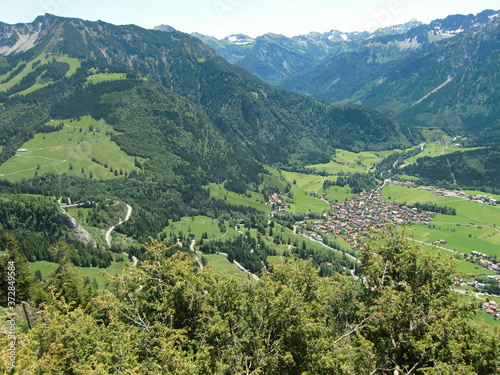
left=0, top=116, right=142, bottom=182
left=1, top=15, right=411, bottom=159
left=402, top=145, right=500, bottom=192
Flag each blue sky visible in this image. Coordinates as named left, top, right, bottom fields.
left=2, top=0, right=499, bottom=38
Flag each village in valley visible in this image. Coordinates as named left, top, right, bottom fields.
left=269, top=178, right=500, bottom=318
left=296, top=185, right=434, bottom=250
left=269, top=180, right=500, bottom=273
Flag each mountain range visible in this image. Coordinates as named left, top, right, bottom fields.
left=185, top=10, right=499, bottom=143
left=0, top=14, right=411, bottom=212
left=188, top=19, right=423, bottom=86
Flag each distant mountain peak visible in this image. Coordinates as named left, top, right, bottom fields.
left=371, top=19, right=423, bottom=37
left=154, top=24, right=176, bottom=32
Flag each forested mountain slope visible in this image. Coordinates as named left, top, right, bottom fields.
left=0, top=14, right=412, bottom=169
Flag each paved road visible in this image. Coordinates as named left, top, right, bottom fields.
left=294, top=226, right=359, bottom=263
left=406, top=237, right=464, bottom=256
left=105, top=204, right=133, bottom=248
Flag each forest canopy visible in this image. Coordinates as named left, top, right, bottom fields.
left=2, top=227, right=498, bottom=374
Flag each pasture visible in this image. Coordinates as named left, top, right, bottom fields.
left=85, top=73, right=127, bottom=85
left=0, top=55, right=81, bottom=95
left=0, top=116, right=143, bottom=182
left=403, top=143, right=483, bottom=164
left=307, top=148, right=399, bottom=175
left=162, top=215, right=226, bottom=240
left=383, top=184, right=500, bottom=257
left=208, top=183, right=270, bottom=213
left=202, top=254, right=247, bottom=278
left=28, top=256, right=128, bottom=290
left=281, top=171, right=330, bottom=214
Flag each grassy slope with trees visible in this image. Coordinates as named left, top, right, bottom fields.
left=1, top=229, right=498, bottom=374
left=0, top=15, right=498, bottom=372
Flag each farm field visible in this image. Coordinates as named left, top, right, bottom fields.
left=307, top=148, right=397, bottom=175
left=28, top=257, right=128, bottom=290
left=260, top=166, right=289, bottom=192
left=202, top=254, right=247, bottom=278
left=207, top=183, right=271, bottom=213
left=382, top=184, right=500, bottom=257
left=456, top=294, right=500, bottom=330
left=0, top=116, right=143, bottom=182
left=403, top=143, right=483, bottom=164
left=85, top=72, right=127, bottom=85
left=160, top=215, right=228, bottom=241
left=281, top=171, right=330, bottom=213
left=324, top=182, right=354, bottom=203
left=410, top=242, right=495, bottom=276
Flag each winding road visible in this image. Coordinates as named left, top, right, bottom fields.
left=105, top=204, right=133, bottom=248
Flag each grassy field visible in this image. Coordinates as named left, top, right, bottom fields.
left=417, top=127, right=452, bottom=142
left=202, top=254, right=248, bottom=278
left=409, top=241, right=495, bottom=276
left=0, top=55, right=81, bottom=95
left=207, top=183, right=271, bottom=213
left=456, top=294, right=500, bottom=331
left=260, top=169, right=289, bottom=192
left=324, top=182, right=354, bottom=203
left=0, top=60, right=38, bottom=92
left=162, top=215, right=224, bottom=240
left=281, top=171, right=330, bottom=214
left=383, top=185, right=500, bottom=257
left=86, top=73, right=127, bottom=85
left=404, top=143, right=483, bottom=164
left=0, top=116, right=143, bottom=182
left=307, top=149, right=401, bottom=175
left=28, top=256, right=128, bottom=290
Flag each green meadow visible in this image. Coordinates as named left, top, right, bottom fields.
left=404, top=143, right=483, bottom=164
left=408, top=241, right=495, bottom=276
left=161, top=215, right=226, bottom=240
left=383, top=184, right=500, bottom=257
left=456, top=294, right=500, bottom=331
left=260, top=167, right=289, bottom=192
left=323, top=181, right=354, bottom=203
left=207, top=183, right=271, bottom=213
left=417, top=127, right=451, bottom=141
left=281, top=171, right=330, bottom=214
left=85, top=73, right=127, bottom=85
left=0, top=116, right=143, bottom=182
left=0, top=55, right=81, bottom=95
left=307, top=148, right=396, bottom=175
left=28, top=256, right=128, bottom=290
left=202, top=254, right=247, bottom=278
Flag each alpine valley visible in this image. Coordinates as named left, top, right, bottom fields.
left=0, top=10, right=499, bottom=374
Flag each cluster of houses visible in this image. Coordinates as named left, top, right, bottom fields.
left=482, top=300, right=500, bottom=318
left=469, top=251, right=500, bottom=273
left=269, top=193, right=284, bottom=206
left=297, top=186, right=434, bottom=249
left=433, top=189, right=499, bottom=206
